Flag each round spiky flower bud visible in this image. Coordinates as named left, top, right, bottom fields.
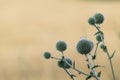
left=88, top=17, right=95, bottom=25
left=56, top=41, right=67, bottom=52
left=76, top=38, right=94, bottom=54
left=94, top=13, right=104, bottom=24
left=96, top=34, right=104, bottom=42
left=57, top=59, right=65, bottom=68
left=57, top=58, right=72, bottom=69
left=43, top=51, right=51, bottom=59
left=100, top=44, right=107, bottom=53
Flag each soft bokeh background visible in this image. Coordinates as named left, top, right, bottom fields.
left=0, top=0, right=120, bottom=80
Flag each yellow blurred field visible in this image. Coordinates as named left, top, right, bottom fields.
left=0, top=0, right=120, bottom=80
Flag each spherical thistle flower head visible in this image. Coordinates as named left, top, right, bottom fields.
left=88, top=17, right=95, bottom=25
left=43, top=51, right=51, bottom=59
left=96, top=34, right=104, bottom=42
left=56, top=41, right=67, bottom=52
left=57, top=59, right=65, bottom=68
left=76, top=38, right=94, bottom=55
left=57, top=58, right=72, bottom=69
left=94, top=13, right=104, bottom=24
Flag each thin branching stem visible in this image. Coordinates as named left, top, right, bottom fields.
left=72, top=67, right=89, bottom=76
left=84, top=54, right=99, bottom=80
left=89, top=53, right=100, bottom=80
left=64, top=69, right=74, bottom=80
left=51, top=56, right=61, bottom=60
left=94, top=42, right=100, bottom=56
left=61, top=52, right=89, bottom=77
left=106, top=49, right=116, bottom=80
left=94, top=24, right=115, bottom=80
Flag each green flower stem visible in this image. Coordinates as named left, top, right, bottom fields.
left=89, top=53, right=100, bottom=80
left=94, top=24, right=105, bottom=44
left=106, top=50, right=116, bottom=80
left=51, top=56, right=61, bottom=60
left=62, top=52, right=89, bottom=77
left=94, top=24, right=115, bottom=80
left=72, top=66, right=89, bottom=76
left=94, top=42, right=100, bottom=56
left=65, top=59, right=89, bottom=76
left=85, top=54, right=99, bottom=80
left=64, top=69, right=75, bottom=80
left=61, top=52, right=65, bottom=59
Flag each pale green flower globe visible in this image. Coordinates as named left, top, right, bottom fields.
left=76, top=38, right=94, bottom=54
left=88, top=17, right=95, bottom=25
left=56, top=41, right=67, bottom=52
left=94, top=13, right=104, bottom=24
left=44, top=51, right=51, bottom=59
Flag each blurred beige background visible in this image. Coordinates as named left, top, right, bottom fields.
left=0, top=0, right=120, bottom=80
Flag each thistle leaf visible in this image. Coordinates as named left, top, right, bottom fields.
left=92, top=65, right=103, bottom=69
left=90, top=71, right=93, bottom=75
left=86, top=75, right=93, bottom=80
left=94, top=31, right=104, bottom=36
left=97, top=71, right=101, bottom=78
left=92, top=55, right=96, bottom=60
left=87, top=64, right=90, bottom=69
left=110, top=50, right=116, bottom=59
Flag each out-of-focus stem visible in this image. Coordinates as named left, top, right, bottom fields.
left=94, top=24, right=115, bottom=80
left=85, top=54, right=99, bottom=80
left=61, top=52, right=89, bottom=77
left=51, top=56, right=61, bottom=60
left=94, top=42, right=100, bottom=56
left=64, top=69, right=74, bottom=80
left=106, top=50, right=116, bottom=80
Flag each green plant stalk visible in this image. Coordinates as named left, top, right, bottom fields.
left=92, top=42, right=100, bottom=68
left=89, top=53, right=100, bottom=80
left=94, top=42, right=100, bottom=56
left=85, top=54, right=99, bottom=80
left=106, top=50, right=115, bottom=80
left=62, top=52, right=89, bottom=77
left=65, top=59, right=89, bottom=76
left=51, top=56, right=61, bottom=60
left=94, top=24, right=115, bottom=80
left=63, top=69, right=74, bottom=80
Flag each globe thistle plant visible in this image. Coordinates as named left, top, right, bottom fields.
left=89, top=13, right=115, bottom=80
left=43, top=13, right=116, bottom=80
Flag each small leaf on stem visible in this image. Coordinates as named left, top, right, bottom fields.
left=94, top=31, right=104, bottom=36
left=86, top=75, right=92, bottom=80
left=92, top=65, right=103, bottom=69
left=110, top=50, right=116, bottom=59
left=97, top=71, right=101, bottom=78
left=87, top=64, right=90, bottom=69
left=92, top=55, right=96, bottom=60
